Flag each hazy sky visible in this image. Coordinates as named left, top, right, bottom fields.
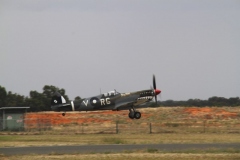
left=1, top=0, right=240, bottom=101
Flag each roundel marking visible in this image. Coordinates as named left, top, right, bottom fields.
left=90, top=97, right=100, bottom=107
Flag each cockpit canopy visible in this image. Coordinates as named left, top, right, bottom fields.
left=103, top=90, right=119, bottom=97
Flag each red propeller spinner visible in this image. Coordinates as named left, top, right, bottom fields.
left=154, top=89, right=161, bottom=95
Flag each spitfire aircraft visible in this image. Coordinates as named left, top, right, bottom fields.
left=51, top=75, right=161, bottom=119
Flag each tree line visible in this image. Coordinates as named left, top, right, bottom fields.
left=0, top=85, right=239, bottom=112
left=155, top=97, right=240, bottom=107
left=0, top=85, right=70, bottom=112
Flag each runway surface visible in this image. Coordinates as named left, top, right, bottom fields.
left=1, top=143, right=240, bottom=155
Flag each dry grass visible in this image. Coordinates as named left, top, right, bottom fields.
left=20, top=107, right=240, bottom=135
left=1, top=107, right=240, bottom=147
left=1, top=107, right=240, bottom=159
left=1, top=153, right=240, bottom=160
left=24, top=107, right=240, bottom=125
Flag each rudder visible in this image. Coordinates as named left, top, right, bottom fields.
left=51, top=92, right=67, bottom=106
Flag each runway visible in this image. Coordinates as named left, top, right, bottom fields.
left=1, top=143, right=240, bottom=155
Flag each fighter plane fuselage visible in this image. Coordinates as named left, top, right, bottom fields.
left=51, top=75, right=161, bottom=119
left=52, top=89, right=155, bottom=111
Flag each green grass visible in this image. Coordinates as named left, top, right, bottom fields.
left=102, top=137, right=126, bottom=144
left=0, top=133, right=240, bottom=147
left=147, top=148, right=158, bottom=153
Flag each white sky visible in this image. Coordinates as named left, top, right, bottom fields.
left=1, top=0, right=240, bottom=100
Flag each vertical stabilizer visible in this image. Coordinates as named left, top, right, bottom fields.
left=51, top=92, right=67, bottom=105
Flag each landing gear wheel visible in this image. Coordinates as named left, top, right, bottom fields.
left=134, top=112, right=141, bottom=119
left=62, top=113, right=66, bottom=116
left=128, top=112, right=135, bottom=119
left=128, top=107, right=141, bottom=119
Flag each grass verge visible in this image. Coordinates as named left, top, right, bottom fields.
left=1, top=152, right=240, bottom=160
left=1, top=133, right=240, bottom=147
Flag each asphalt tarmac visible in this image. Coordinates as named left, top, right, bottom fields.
left=1, top=143, right=240, bottom=155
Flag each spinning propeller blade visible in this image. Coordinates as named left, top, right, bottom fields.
left=152, top=74, right=161, bottom=104
left=153, top=74, right=156, bottom=90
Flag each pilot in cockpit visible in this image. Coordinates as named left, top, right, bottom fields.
left=103, top=90, right=118, bottom=97
left=108, top=91, right=115, bottom=96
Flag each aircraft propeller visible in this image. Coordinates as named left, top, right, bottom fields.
left=153, top=74, right=161, bottom=103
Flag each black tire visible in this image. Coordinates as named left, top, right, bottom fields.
left=128, top=112, right=135, bottom=119
left=134, top=112, right=141, bottom=119
left=62, top=113, right=66, bottom=116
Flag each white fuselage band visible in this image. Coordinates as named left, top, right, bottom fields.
left=71, top=101, right=75, bottom=111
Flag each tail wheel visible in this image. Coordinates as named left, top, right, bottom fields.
left=134, top=112, right=141, bottom=119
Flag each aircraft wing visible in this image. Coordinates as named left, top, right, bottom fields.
left=114, top=101, right=136, bottom=110
left=114, top=94, right=146, bottom=110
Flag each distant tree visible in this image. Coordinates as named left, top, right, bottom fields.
left=5, top=91, right=26, bottom=107
left=74, top=96, right=82, bottom=101
left=208, top=96, right=228, bottom=106
left=162, top=100, right=175, bottom=106
left=26, top=90, right=46, bottom=111
left=186, top=99, right=205, bottom=107
left=42, top=85, right=66, bottom=98
left=0, top=86, right=7, bottom=107
left=158, top=97, right=239, bottom=107
left=148, top=102, right=159, bottom=107
left=227, top=97, right=240, bottom=106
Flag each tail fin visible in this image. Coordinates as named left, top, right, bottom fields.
left=51, top=92, right=72, bottom=112
left=51, top=92, right=67, bottom=106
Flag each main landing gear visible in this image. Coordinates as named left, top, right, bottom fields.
left=128, top=107, right=141, bottom=119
